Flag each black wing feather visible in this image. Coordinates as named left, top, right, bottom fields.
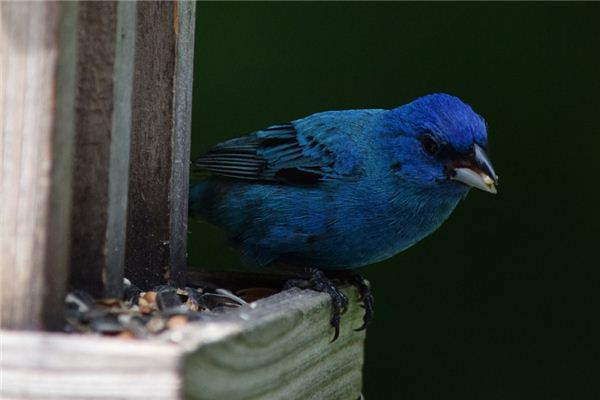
left=192, top=121, right=355, bottom=184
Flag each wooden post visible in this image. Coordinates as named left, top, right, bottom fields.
left=0, top=2, right=78, bottom=330
left=125, top=2, right=196, bottom=290
left=68, top=2, right=136, bottom=299
left=0, top=5, right=367, bottom=398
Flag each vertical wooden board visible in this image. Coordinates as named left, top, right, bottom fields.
left=68, top=1, right=136, bottom=299
left=170, top=0, right=196, bottom=291
left=44, top=1, right=79, bottom=331
left=0, top=2, right=78, bottom=330
left=105, top=1, right=136, bottom=297
left=126, top=1, right=175, bottom=290
left=69, top=2, right=118, bottom=298
left=126, top=1, right=195, bottom=290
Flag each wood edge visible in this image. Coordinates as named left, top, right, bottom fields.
left=1, top=287, right=365, bottom=399
left=0, top=286, right=364, bottom=352
left=177, top=286, right=366, bottom=400
left=169, top=286, right=365, bottom=351
left=168, top=0, right=196, bottom=288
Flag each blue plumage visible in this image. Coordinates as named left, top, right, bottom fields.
left=190, top=93, right=497, bottom=271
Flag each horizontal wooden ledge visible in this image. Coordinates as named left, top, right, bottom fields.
left=1, top=286, right=366, bottom=400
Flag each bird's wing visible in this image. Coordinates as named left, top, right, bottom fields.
left=193, top=112, right=365, bottom=185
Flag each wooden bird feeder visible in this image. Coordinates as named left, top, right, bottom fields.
left=0, top=3, right=365, bottom=399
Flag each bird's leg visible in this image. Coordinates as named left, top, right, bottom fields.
left=329, top=270, right=374, bottom=331
left=282, top=266, right=348, bottom=342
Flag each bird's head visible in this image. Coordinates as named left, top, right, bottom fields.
left=384, top=93, right=498, bottom=195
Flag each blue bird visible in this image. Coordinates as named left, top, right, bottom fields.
left=190, top=93, right=498, bottom=340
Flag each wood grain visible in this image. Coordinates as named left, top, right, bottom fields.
left=1, top=331, right=180, bottom=399
left=0, top=2, right=78, bottom=330
left=179, top=287, right=366, bottom=400
left=68, top=1, right=136, bottom=299
left=125, top=1, right=196, bottom=290
left=0, top=287, right=366, bottom=399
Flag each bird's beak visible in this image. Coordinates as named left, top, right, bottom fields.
left=448, top=144, right=498, bottom=194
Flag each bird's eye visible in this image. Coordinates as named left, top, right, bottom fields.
left=421, top=134, right=440, bottom=156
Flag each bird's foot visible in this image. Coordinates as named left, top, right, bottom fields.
left=330, top=270, right=374, bottom=331
left=283, top=266, right=348, bottom=342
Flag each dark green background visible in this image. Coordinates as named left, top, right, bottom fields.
left=189, top=3, right=600, bottom=399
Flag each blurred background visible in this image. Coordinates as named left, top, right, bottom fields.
left=189, top=3, right=599, bottom=399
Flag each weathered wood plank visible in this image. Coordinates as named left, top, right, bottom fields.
left=106, top=1, right=137, bottom=298
left=1, top=331, right=180, bottom=399
left=0, top=287, right=365, bottom=399
left=125, top=1, right=196, bottom=290
left=0, top=2, right=78, bottom=330
left=170, top=1, right=196, bottom=290
left=179, top=288, right=366, bottom=400
left=68, top=1, right=136, bottom=299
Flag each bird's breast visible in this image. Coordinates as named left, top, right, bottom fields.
left=316, top=183, right=465, bottom=268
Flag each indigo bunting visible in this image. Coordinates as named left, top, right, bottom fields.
left=190, top=93, right=498, bottom=340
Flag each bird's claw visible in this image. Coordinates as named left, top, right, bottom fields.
left=332, top=270, right=374, bottom=331
left=354, top=291, right=374, bottom=331
left=282, top=267, right=374, bottom=340
left=283, top=267, right=349, bottom=342
left=321, top=284, right=349, bottom=342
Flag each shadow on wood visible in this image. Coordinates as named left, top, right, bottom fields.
left=125, top=1, right=195, bottom=290
left=69, top=1, right=136, bottom=299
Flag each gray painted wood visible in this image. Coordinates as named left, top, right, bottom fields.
left=0, top=288, right=365, bottom=399
left=68, top=1, right=136, bottom=299
left=0, top=2, right=78, bottom=330
left=125, top=1, right=196, bottom=290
